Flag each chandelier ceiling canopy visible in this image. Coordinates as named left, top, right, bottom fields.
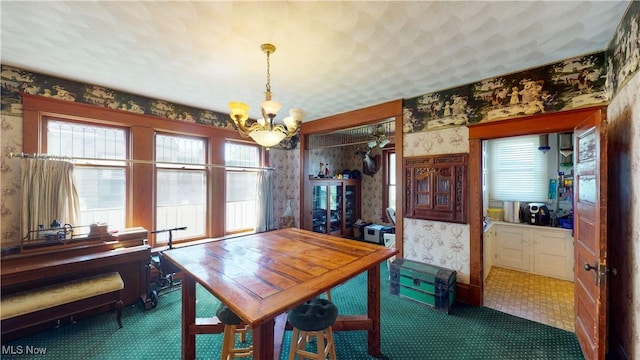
left=228, top=43, right=306, bottom=149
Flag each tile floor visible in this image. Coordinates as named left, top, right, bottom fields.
left=484, top=266, right=575, bottom=332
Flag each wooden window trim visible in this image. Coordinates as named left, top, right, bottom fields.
left=21, top=94, right=252, bottom=245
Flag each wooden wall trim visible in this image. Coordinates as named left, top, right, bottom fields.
left=21, top=94, right=243, bottom=140
left=299, top=100, right=404, bottom=258
left=468, top=106, right=607, bottom=140
left=468, top=139, right=483, bottom=305
left=453, top=282, right=480, bottom=306
left=300, top=100, right=403, bottom=135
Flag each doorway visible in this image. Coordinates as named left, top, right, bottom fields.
left=467, top=106, right=607, bottom=324
left=481, top=132, right=575, bottom=331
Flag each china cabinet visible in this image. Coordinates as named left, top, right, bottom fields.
left=310, top=179, right=360, bottom=237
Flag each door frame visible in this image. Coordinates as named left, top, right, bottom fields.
left=467, top=106, right=607, bottom=306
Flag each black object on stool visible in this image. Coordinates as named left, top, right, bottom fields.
left=287, top=298, right=338, bottom=360
left=216, top=305, right=252, bottom=360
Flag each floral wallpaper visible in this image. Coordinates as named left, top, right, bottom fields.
left=403, top=126, right=469, bottom=157
left=402, top=127, right=470, bottom=283
left=268, top=148, right=301, bottom=228
left=1, top=114, right=23, bottom=244
left=607, top=55, right=640, bottom=358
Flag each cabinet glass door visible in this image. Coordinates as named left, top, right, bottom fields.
left=312, top=185, right=328, bottom=234
left=344, top=184, right=357, bottom=233
left=328, top=185, right=342, bottom=234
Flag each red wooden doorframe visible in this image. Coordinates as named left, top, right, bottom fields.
left=574, top=112, right=608, bottom=360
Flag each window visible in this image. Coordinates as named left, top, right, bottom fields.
left=382, top=149, right=396, bottom=223
left=155, top=134, right=207, bottom=243
left=486, top=135, right=548, bottom=202
left=47, top=120, right=127, bottom=231
left=225, top=142, right=260, bottom=234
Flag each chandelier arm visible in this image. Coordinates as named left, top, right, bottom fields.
left=232, top=115, right=252, bottom=137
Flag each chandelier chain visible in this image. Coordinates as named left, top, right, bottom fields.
left=265, top=50, right=271, bottom=93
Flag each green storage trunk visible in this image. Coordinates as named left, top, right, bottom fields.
left=389, top=258, right=456, bottom=314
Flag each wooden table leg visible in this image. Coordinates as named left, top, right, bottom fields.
left=273, top=313, right=288, bottom=360
left=252, top=318, right=275, bottom=360
left=182, top=276, right=196, bottom=360
left=367, top=265, right=382, bottom=357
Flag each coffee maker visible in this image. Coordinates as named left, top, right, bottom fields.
left=520, top=202, right=551, bottom=226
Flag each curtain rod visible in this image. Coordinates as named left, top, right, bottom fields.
left=7, top=152, right=274, bottom=171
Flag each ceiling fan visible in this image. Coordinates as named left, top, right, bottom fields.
left=367, top=124, right=390, bottom=156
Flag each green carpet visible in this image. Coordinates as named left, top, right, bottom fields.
left=1, top=264, right=584, bottom=359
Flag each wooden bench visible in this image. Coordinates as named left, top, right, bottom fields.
left=1, top=272, right=124, bottom=336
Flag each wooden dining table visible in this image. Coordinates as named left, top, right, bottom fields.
left=162, top=227, right=398, bottom=360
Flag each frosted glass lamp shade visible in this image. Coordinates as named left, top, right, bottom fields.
left=261, top=100, right=282, bottom=117
left=249, top=130, right=286, bottom=148
left=228, top=102, right=249, bottom=124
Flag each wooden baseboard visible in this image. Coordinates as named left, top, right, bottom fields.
left=454, top=282, right=482, bottom=306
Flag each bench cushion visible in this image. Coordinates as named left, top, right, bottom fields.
left=1, top=272, right=123, bottom=320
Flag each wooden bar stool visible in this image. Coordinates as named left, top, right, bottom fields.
left=287, top=298, right=338, bottom=360
left=216, top=305, right=252, bottom=360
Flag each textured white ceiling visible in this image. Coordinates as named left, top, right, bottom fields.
left=0, top=1, right=630, bottom=122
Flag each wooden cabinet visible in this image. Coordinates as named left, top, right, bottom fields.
left=404, top=153, right=467, bottom=223
left=489, top=222, right=574, bottom=281
left=310, top=179, right=360, bottom=237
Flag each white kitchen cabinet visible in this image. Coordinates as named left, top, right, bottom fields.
left=483, top=225, right=496, bottom=281
left=533, top=228, right=574, bottom=281
left=489, top=222, right=574, bottom=281
left=495, top=224, right=531, bottom=272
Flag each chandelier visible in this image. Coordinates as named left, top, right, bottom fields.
left=228, top=43, right=306, bottom=149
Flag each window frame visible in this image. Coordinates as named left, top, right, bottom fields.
left=486, top=135, right=549, bottom=202
left=224, top=140, right=262, bottom=235
left=380, top=147, right=396, bottom=224
left=45, top=118, right=130, bottom=231
left=154, top=132, right=209, bottom=243
left=22, top=94, right=255, bottom=248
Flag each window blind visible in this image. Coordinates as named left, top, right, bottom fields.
left=487, top=135, right=548, bottom=202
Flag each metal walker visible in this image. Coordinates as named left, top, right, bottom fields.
left=148, top=226, right=186, bottom=308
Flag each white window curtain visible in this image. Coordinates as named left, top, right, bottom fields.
left=487, top=135, right=548, bottom=202
left=255, top=170, right=274, bottom=233
left=21, top=158, right=81, bottom=239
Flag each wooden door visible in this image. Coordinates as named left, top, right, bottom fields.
left=573, top=112, right=608, bottom=360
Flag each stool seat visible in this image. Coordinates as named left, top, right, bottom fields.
left=288, top=298, right=338, bottom=360
left=216, top=305, right=252, bottom=360
left=216, top=305, right=243, bottom=325
left=287, top=298, right=338, bottom=331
